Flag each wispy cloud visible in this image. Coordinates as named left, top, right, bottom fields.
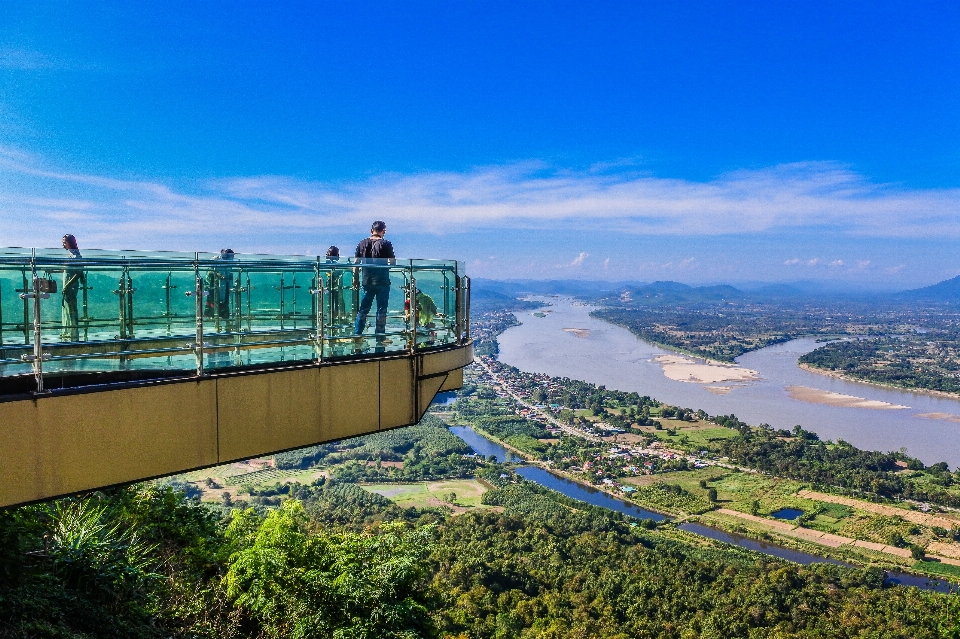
left=570, top=252, right=589, bottom=267
left=2, top=147, right=960, bottom=251
left=0, top=47, right=98, bottom=72
left=784, top=258, right=800, bottom=265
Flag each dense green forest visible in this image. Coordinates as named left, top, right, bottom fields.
left=3, top=472, right=959, bottom=638
left=800, top=337, right=960, bottom=394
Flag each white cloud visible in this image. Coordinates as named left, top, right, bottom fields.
left=830, top=259, right=844, bottom=267
left=570, top=252, right=589, bottom=267
left=886, top=264, right=906, bottom=274
left=603, top=257, right=610, bottom=270
left=784, top=258, right=800, bottom=265
left=807, top=258, right=821, bottom=266
left=2, top=147, right=960, bottom=251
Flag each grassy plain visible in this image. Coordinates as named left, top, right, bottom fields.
left=361, top=478, right=495, bottom=513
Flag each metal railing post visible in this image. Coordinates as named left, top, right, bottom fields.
left=311, top=261, right=324, bottom=363
left=191, top=257, right=205, bottom=376
left=463, top=275, right=471, bottom=343
left=408, top=270, right=418, bottom=354
left=455, top=275, right=462, bottom=342
left=18, top=250, right=49, bottom=394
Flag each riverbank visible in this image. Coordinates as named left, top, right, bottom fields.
left=798, top=362, right=960, bottom=402
left=461, top=423, right=676, bottom=519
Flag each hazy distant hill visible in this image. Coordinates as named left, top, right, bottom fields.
left=898, top=275, right=960, bottom=301
left=471, top=278, right=639, bottom=298
left=469, top=286, right=541, bottom=313
left=623, top=281, right=744, bottom=303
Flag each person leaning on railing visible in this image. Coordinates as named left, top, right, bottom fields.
left=60, top=234, right=83, bottom=342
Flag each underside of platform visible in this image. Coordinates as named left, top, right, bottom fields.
left=0, top=342, right=472, bottom=508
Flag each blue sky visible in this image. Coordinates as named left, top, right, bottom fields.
left=1, top=2, right=958, bottom=288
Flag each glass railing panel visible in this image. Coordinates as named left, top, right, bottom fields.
left=0, top=260, right=33, bottom=377
left=30, top=257, right=198, bottom=376
left=0, top=261, right=32, bottom=349
left=197, top=258, right=319, bottom=371
left=411, top=264, right=458, bottom=347
left=336, top=260, right=411, bottom=356
left=0, top=249, right=468, bottom=386
left=318, top=261, right=358, bottom=357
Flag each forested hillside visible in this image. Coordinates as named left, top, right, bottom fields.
left=2, top=476, right=959, bottom=638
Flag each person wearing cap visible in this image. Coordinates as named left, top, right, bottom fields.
left=353, top=221, right=395, bottom=349
left=60, top=234, right=83, bottom=341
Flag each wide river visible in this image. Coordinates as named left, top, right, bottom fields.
left=497, top=298, right=960, bottom=468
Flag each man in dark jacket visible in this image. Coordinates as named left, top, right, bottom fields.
left=353, top=221, right=395, bottom=342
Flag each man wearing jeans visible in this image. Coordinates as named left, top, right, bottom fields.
left=353, top=221, right=395, bottom=348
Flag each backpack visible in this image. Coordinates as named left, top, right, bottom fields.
left=359, top=238, right=391, bottom=259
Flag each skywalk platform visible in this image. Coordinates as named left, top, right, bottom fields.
left=0, top=248, right=472, bottom=507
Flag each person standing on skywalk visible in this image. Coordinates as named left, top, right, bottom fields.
left=353, top=221, right=395, bottom=350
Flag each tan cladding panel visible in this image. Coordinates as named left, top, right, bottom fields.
left=319, top=360, right=380, bottom=440
left=420, top=344, right=474, bottom=377
left=0, top=381, right=218, bottom=506
left=216, top=368, right=322, bottom=462
left=379, top=358, right=415, bottom=429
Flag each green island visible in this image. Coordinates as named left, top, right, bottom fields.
left=799, top=334, right=960, bottom=395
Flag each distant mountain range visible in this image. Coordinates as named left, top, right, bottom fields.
left=473, top=275, right=960, bottom=304
left=472, top=278, right=808, bottom=304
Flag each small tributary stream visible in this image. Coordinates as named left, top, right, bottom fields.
left=448, top=424, right=954, bottom=592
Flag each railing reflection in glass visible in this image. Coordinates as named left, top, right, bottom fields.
left=0, top=248, right=470, bottom=392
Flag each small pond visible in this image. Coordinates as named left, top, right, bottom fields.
left=772, top=508, right=805, bottom=520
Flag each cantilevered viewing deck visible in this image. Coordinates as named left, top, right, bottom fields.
left=0, top=248, right=473, bottom=507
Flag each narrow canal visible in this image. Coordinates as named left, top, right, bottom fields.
left=447, top=424, right=955, bottom=592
